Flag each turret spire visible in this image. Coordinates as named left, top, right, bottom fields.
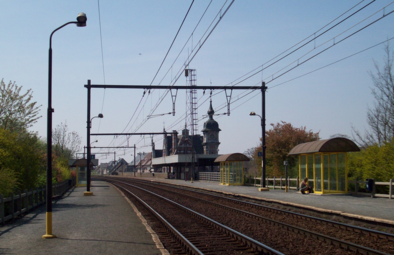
left=207, top=99, right=214, bottom=119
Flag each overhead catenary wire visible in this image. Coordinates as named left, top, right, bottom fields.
left=132, top=0, right=235, bottom=132
left=114, top=0, right=217, bottom=144
left=121, top=0, right=235, bottom=140
left=224, top=0, right=369, bottom=87
left=150, top=35, right=394, bottom=147
left=225, top=0, right=377, bottom=88
left=97, top=0, right=107, bottom=132
left=101, top=1, right=391, bottom=157
left=265, top=8, right=394, bottom=85
left=149, top=0, right=195, bottom=86
left=267, top=1, right=394, bottom=80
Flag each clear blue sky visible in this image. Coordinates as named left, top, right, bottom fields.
left=1, top=0, right=393, bottom=163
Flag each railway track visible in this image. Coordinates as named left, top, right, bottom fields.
left=98, top=177, right=393, bottom=254
left=112, top=181, right=284, bottom=255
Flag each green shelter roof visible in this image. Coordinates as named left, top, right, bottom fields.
left=288, top=138, right=360, bottom=155
left=214, top=153, right=250, bottom=162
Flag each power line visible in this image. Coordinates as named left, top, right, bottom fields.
left=265, top=8, right=394, bottom=85
left=149, top=0, right=195, bottom=86
left=267, top=1, right=394, bottom=80
left=120, top=0, right=213, bottom=141
left=107, top=1, right=386, bottom=152
left=122, top=0, right=235, bottom=140
left=270, top=36, right=394, bottom=89
left=226, top=0, right=376, bottom=88
left=97, top=0, right=107, bottom=132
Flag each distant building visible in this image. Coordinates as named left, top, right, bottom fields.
left=151, top=100, right=221, bottom=180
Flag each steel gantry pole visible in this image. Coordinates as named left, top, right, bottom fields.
left=85, top=80, right=92, bottom=196
left=261, top=82, right=268, bottom=191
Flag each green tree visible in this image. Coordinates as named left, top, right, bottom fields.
left=0, top=128, right=44, bottom=195
left=251, top=121, right=320, bottom=178
left=348, top=140, right=394, bottom=182
left=0, top=79, right=41, bottom=133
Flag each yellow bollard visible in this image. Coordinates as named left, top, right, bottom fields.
left=42, top=212, right=57, bottom=239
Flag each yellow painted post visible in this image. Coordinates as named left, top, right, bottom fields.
left=345, top=153, right=348, bottom=193
left=321, top=153, right=324, bottom=195
left=313, top=154, right=316, bottom=192
left=298, top=155, right=301, bottom=184
left=336, top=153, right=339, bottom=192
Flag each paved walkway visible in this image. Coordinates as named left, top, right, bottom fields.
left=132, top=177, right=394, bottom=224
left=0, top=181, right=166, bottom=255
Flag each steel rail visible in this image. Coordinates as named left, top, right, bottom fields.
left=129, top=178, right=394, bottom=242
left=109, top=178, right=391, bottom=255
left=112, top=182, right=203, bottom=255
left=110, top=179, right=284, bottom=255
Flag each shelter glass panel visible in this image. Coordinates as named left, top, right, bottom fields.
left=330, top=154, right=337, bottom=191
left=235, top=162, right=239, bottom=184
left=239, top=162, right=243, bottom=184
left=78, top=166, right=87, bottom=185
left=323, top=155, right=329, bottom=191
left=338, top=153, right=346, bottom=191
left=230, top=162, right=234, bottom=183
left=315, top=154, right=322, bottom=192
left=307, top=155, right=314, bottom=189
left=300, top=155, right=306, bottom=181
left=220, top=162, right=224, bottom=184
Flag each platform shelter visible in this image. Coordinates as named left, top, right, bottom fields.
left=289, top=138, right=360, bottom=194
left=215, top=153, right=249, bottom=186
left=69, top=159, right=97, bottom=187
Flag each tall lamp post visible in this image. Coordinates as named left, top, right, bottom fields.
left=43, top=13, right=87, bottom=239
left=85, top=113, right=103, bottom=196
left=250, top=81, right=268, bottom=191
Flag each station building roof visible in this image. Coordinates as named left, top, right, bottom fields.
left=288, top=138, right=360, bottom=155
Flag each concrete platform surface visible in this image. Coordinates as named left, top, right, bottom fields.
left=0, top=181, right=165, bottom=255
left=130, top=176, right=394, bottom=224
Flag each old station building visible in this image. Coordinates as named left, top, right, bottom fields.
left=151, top=100, right=221, bottom=180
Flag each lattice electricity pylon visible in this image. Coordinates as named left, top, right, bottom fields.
left=185, top=69, right=198, bottom=137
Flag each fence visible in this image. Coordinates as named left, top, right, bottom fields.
left=348, top=178, right=393, bottom=199
left=198, top=172, right=220, bottom=182
left=254, top=176, right=300, bottom=190
left=0, top=177, right=76, bottom=225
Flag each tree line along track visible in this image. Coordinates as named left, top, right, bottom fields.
left=98, top=177, right=393, bottom=255
left=111, top=180, right=284, bottom=255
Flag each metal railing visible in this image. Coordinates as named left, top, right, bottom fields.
left=0, top=177, right=76, bottom=225
left=348, top=178, right=393, bottom=199
left=254, top=176, right=300, bottom=190
left=198, top=172, right=220, bottom=182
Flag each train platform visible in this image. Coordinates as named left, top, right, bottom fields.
left=130, top=176, right=394, bottom=224
left=0, top=181, right=167, bottom=255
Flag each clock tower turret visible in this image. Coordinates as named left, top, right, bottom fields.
left=202, top=100, right=221, bottom=155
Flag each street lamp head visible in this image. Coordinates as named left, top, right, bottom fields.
left=249, top=111, right=256, bottom=116
left=98, top=113, right=104, bottom=118
left=76, top=13, right=87, bottom=27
